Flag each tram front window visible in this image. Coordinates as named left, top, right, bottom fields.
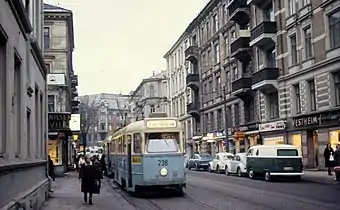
left=146, top=133, right=179, bottom=153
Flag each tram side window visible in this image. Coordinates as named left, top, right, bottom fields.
left=146, top=133, right=179, bottom=153
left=133, top=133, right=142, bottom=153
left=118, top=138, right=123, bottom=153
left=122, top=136, right=126, bottom=153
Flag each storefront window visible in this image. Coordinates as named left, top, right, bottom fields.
left=329, top=130, right=340, bottom=150
left=48, top=140, right=62, bottom=165
left=291, top=134, right=302, bottom=150
left=263, top=136, right=284, bottom=145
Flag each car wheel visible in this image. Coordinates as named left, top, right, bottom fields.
left=225, top=166, right=230, bottom=176
left=264, top=171, right=271, bottom=182
left=208, top=165, right=212, bottom=173
left=237, top=167, right=242, bottom=177
left=248, top=169, right=255, bottom=179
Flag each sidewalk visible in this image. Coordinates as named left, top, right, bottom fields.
left=302, top=170, right=339, bottom=185
left=40, top=172, right=136, bottom=210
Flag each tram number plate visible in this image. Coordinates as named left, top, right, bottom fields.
left=132, top=157, right=142, bottom=165
left=157, top=160, right=168, bottom=166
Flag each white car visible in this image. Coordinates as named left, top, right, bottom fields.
left=225, top=153, right=247, bottom=177
left=208, top=152, right=234, bottom=173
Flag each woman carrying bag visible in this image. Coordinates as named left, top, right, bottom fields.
left=324, top=143, right=334, bottom=176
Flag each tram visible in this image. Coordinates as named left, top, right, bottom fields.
left=107, top=113, right=186, bottom=195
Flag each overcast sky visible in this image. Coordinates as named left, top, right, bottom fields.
left=45, top=0, right=209, bottom=95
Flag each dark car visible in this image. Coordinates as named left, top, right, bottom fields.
left=187, top=154, right=213, bottom=171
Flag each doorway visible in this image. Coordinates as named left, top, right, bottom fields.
left=306, top=130, right=319, bottom=168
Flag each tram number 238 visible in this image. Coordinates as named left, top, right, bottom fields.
left=157, top=160, right=168, bottom=166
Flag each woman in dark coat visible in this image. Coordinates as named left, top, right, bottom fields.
left=324, top=143, right=334, bottom=175
left=79, top=156, right=97, bottom=204
left=48, top=155, right=55, bottom=181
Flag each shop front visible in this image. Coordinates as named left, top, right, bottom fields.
left=259, top=120, right=287, bottom=145
left=233, top=122, right=260, bottom=153
left=289, top=109, right=340, bottom=170
left=48, top=112, right=71, bottom=176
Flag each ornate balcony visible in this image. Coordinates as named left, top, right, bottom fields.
left=250, top=21, right=277, bottom=50
left=228, top=0, right=250, bottom=25
left=187, top=102, right=200, bottom=118
left=185, top=46, right=198, bottom=63
left=247, top=0, right=272, bottom=8
left=232, top=75, right=252, bottom=99
left=251, top=67, right=279, bottom=94
left=186, top=73, right=199, bottom=90
left=231, top=30, right=251, bottom=62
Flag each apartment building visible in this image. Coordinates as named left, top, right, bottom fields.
left=0, top=0, right=49, bottom=209
left=164, top=34, right=199, bottom=156
left=79, top=93, right=131, bottom=146
left=245, top=0, right=340, bottom=169
left=182, top=0, right=262, bottom=155
left=130, top=71, right=168, bottom=121
left=44, top=4, right=78, bottom=175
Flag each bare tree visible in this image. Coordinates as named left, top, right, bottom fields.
left=115, top=98, right=130, bottom=127
left=79, top=95, right=97, bottom=153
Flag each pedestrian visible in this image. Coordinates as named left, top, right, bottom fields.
left=93, top=155, right=103, bottom=185
left=100, top=154, right=107, bottom=176
left=78, top=154, right=85, bottom=169
left=324, top=143, right=334, bottom=175
left=48, top=155, right=55, bottom=181
left=333, top=144, right=340, bottom=181
left=79, top=155, right=97, bottom=205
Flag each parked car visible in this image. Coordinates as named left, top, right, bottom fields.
left=208, top=152, right=234, bottom=173
left=246, top=145, right=303, bottom=181
left=187, top=154, right=213, bottom=171
left=225, top=153, right=247, bottom=176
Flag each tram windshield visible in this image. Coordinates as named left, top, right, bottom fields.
left=146, top=133, right=180, bottom=153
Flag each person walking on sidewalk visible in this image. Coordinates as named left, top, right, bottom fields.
left=100, top=154, right=107, bottom=176
left=324, top=143, right=334, bottom=175
left=48, top=155, right=55, bottom=181
left=333, top=144, right=340, bottom=181
left=79, top=155, right=97, bottom=205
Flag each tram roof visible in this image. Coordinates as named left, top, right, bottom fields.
left=110, top=117, right=181, bottom=142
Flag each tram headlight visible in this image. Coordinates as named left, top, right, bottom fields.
left=160, top=168, right=168, bottom=176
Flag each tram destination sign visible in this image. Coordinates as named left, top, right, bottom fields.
left=146, top=120, right=177, bottom=128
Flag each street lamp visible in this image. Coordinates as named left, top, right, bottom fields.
left=81, top=123, right=86, bottom=154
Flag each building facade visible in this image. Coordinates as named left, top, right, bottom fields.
left=79, top=93, right=131, bottom=146
left=43, top=4, right=77, bottom=175
left=0, top=0, right=49, bottom=209
left=164, top=34, right=199, bottom=156
left=130, top=71, right=168, bottom=121
left=246, top=0, right=340, bottom=169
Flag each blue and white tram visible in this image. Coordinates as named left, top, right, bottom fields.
left=108, top=116, right=186, bottom=194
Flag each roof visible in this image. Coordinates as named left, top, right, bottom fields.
left=43, top=3, right=72, bottom=12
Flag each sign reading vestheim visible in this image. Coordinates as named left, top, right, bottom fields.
left=292, top=115, right=320, bottom=128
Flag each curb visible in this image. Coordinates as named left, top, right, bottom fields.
left=302, top=177, right=338, bottom=185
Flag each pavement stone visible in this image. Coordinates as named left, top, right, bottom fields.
left=302, top=170, right=339, bottom=185
left=40, top=172, right=136, bottom=210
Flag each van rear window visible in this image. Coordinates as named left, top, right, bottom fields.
left=277, top=149, right=298, bottom=156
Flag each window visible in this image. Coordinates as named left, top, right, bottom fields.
left=232, top=65, right=238, bottom=80
left=329, top=10, right=340, bottom=49
left=288, top=0, right=295, bottom=15
left=44, top=27, right=50, bottom=49
left=277, top=149, right=298, bottom=156
left=217, top=109, right=222, bottom=130
left=133, top=133, right=142, bottom=153
left=294, top=84, right=301, bottom=114
left=14, top=55, right=21, bottom=156
left=244, top=98, right=255, bottom=122
left=234, top=103, right=239, bottom=125
left=45, top=63, right=51, bottom=73
left=304, top=27, right=313, bottom=59
left=216, top=75, right=221, bottom=90
left=47, top=95, right=54, bottom=112
left=27, top=109, right=31, bottom=158
left=206, top=22, right=210, bottom=38
left=301, top=0, right=310, bottom=7
left=149, top=84, right=155, bottom=97
left=334, top=72, right=340, bottom=106
left=100, top=123, right=105, bottom=131
left=226, top=71, right=231, bottom=92
left=227, top=106, right=232, bottom=127
left=214, top=45, right=220, bottom=63
left=213, top=14, right=219, bottom=32
left=225, top=37, right=229, bottom=56
left=150, top=104, right=155, bottom=113
left=290, top=35, right=298, bottom=64
left=269, top=92, right=279, bottom=119
left=146, top=133, right=179, bottom=153
left=309, top=79, right=316, bottom=111
left=100, top=112, right=105, bottom=121
left=210, top=112, right=215, bottom=131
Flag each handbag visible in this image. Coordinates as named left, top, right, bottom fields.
left=329, top=155, right=334, bottom=161
left=93, top=180, right=101, bottom=194
left=334, top=166, right=340, bottom=173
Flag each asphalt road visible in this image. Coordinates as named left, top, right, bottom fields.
left=113, top=170, right=340, bottom=210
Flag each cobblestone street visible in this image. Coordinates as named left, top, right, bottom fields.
left=40, top=172, right=135, bottom=210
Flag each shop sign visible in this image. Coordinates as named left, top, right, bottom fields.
left=292, top=115, right=320, bottom=128
left=48, top=113, right=71, bottom=131
left=259, top=121, right=286, bottom=132
left=237, top=122, right=259, bottom=132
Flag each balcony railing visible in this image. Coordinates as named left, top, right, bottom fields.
left=232, top=76, right=252, bottom=92
left=185, top=46, right=198, bottom=63
left=252, top=67, right=279, bottom=85
left=250, top=21, right=277, bottom=41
